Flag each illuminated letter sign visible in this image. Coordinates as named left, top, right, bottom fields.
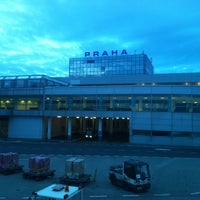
left=121, top=49, right=127, bottom=55
left=84, top=49, right=128, bottom=57
left=111, top=50, right=118, bottom=56
left=85, top=52, right=90, bottom=57
left=102, top=51, right=108, bottom=56
left=93, top=51, right=99, bottom=56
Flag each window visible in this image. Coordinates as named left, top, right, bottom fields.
left=172, top=95, right=192, bottom=112
left=133, top=96, right=151, bottom=112
left=151, top=96, right=168, bottom=112
left=87, top=60, right=95, bottom=63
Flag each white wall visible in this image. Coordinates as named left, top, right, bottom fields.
left=133, top=112, right=200, bottom=132
left=8, top=117, right=43, bottom=139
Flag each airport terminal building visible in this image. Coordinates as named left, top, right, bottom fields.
left=0, top=50, right=200, bottom=146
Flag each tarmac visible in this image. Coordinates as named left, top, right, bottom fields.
left=1, top=153, right=200, bottom=199
left=1, top=140, right=200, bottom=199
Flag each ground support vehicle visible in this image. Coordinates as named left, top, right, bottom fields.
left=59, top=174, right=91, bottom=187
left=29, top=184, right=83, bottom=200
left=83, top=130, right=97, bottom=140
left=23, top=169, right=55, bottom=181
left=0, top=164, right=23, bottom=175
left=109, top=159, right=151, bottom=192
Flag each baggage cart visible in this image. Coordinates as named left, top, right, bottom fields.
left=0, top=152, right=23, bottom=174
left=23, top=155, right=55, bottom=181
left=59, top=174, right=91, bottom=187
left=0, top=164, right=23, bottom=175
left=60, top=157, right=91, bottom=187
left=23, top=169, right=55, bottom=181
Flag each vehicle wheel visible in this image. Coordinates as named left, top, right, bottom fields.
left=60, top=179, right=64, bottom=184
left=79, top=183, right=84, bottom=188
left=35, top=176, right=42, bottom=181
left=110, top=174, right=117, bottom=185
left=23, top=173, right=28, bottom=179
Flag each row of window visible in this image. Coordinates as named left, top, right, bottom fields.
left=0, top=95, right=200, bottom=113
left=133, top=130, right=200, bottom=137
left=69, top=54, right=148, bottom=63
left=70, top=61, right=145, bottom=66
left=69, top=69, right=147, bottom=76
left=69, top=54, right=153, bottom=77
left=0, top=79, right=63, bottom=88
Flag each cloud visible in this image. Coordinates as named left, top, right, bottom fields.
left=0, top=0, right=200, bottom=76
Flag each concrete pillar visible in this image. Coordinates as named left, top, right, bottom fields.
left=98, top=118, right=102, bottom=140
left=67, top=118, right=72, bottom=140
left=131, top=96, right=135, bottom=111
left=47, top=117, right=52, bottom=140
left=109, top=118, right=113, bottom=137
left=129, top=117, right=132, bottom=143
left=169, top=95, right=173, bottom=137
left=168, top=95, right=172, bottom=112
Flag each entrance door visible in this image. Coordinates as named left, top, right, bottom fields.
left=71, top=117, right=98, bottom=140
left=0, top=117, right=8, bottom=138
left=102, top=118, right=129, bottom=142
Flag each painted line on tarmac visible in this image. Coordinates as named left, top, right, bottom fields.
left=190, top=191, right=200, bottom=195
left=122, top=194, right=140, bottom=197
left=155, top=148, right=171, bottom=151
left=89, top=195, right=108, bottom=198
left=89, top=192, right=200, bottom=199
left=153, top=193, right=171, bottom=197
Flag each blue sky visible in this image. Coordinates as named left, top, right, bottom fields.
left=0, top=0, right=200, bottom=77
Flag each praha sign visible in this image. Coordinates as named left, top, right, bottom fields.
left=85, top=49, right=128, bottom=57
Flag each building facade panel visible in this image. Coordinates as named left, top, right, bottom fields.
left=172, top=113, right=193, bottom=132
left=193, top=114, right=200, bottom=132
left=151, top=119, right=172, bottom=131
left=8, top=116, right=43, bottom=139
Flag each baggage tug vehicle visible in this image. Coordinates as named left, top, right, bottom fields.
left=109, top=159, right=151, bottom=192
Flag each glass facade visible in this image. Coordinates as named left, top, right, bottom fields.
left=133, top=95, right=169, bottom=112
left=0, top=75, right=68, bottom=89
left=1, top=94, right=200, bottom=113
left=69, top=53, right=154, bottom=77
